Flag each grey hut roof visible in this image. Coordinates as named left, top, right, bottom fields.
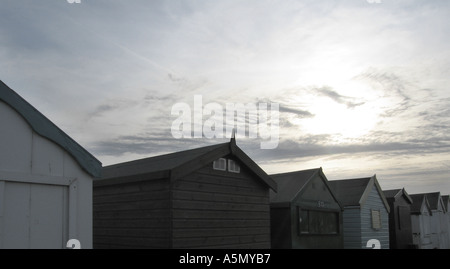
left=328, top=175, right=390, bottom=212
left=269, top=167, right=340, bottom=208
left=411, top=192, right=445, bottom=213
left=96, top=137, right=277, bottom=192
left=409, top=193, right=432, bottom=215
left=424, top=192, right=443, bottom=211
left=383, top=188, right=413, bottom=204
left=0, top=80, right=102, bottom=178
left=269, top=168, right=318, bottom=204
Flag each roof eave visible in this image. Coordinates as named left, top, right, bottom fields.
left=0, top=80, right=102, bottom=178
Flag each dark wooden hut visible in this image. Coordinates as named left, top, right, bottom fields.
left=383, top=188, right=414, bottom=249
left=269, top=168, right=343, bottom=249
left=93, top=138, right=277, bottom=249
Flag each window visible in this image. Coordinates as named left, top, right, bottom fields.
left=213, top=158, right=241, bottom=173
left=298, top=208, right=339, bottom=235
left=371, top=209, right=382, bottom=230
left=228, top=159, right=240, bottom=173
left=213, top=158, right=226, bottom=171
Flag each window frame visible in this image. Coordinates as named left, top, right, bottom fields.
left=213, top=158, right=227, bottom=171
left=227, top=159, right=240, bottom=173
left=371, top=209, right=382, bottom=230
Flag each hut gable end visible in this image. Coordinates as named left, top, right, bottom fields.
left=94, top=139, right=275, bottom=249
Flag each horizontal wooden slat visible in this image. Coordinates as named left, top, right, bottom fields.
left=94, top=179, right=168, bottom=196
left=94, top=190, right=169, bottom=205
left=172, top=199, right=269, bottom=212
left=173, top=180, right=267, bottom=198
left=93, top=235, right=169, bottom=249
left=172, top=218, right=269, bottom=229
left=173, top=234, right=270, bottom=249
left=94, top=227, right=169, bottom=238
left=94, top=199, right=170, bottom=212
left=172, top=209, right=270, bottom=220
left=94, top=218, right=169, bottom=229
left=173, top=189, right=268, bottom=205
left=94, top=208, right=169, bottom=220
left=173, top=227, right=270, bottom=238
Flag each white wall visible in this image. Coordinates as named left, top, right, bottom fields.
left=0, top=101, right=93, bottom=248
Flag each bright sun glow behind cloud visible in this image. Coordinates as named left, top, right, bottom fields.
left=304, top=98, right=377, bottom=139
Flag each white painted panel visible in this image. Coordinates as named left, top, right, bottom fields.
left=29, top=184, right=66, bottom=248
left=3, top=182, right=31, bottom=248
left=31, top=134, right=65, bottom=177
left=1, top=181, right=68, bottom=249
left=0, top=181, right=4, bottom=248
left=0, top=102, right=33, bottom=173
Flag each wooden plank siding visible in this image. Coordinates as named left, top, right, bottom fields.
left=342, top=208, right=362, bottom=249
left=171, top=159, right=271, bottom=249
left=360, top=187, right=390, bottom=249
left=93, top=179, right=171, bottom=249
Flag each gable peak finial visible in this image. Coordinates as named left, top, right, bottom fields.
left=230, top=128, right=237, bottom=149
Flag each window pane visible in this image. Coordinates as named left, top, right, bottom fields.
left=228, top=159, right=240, bottom=173
left=298, top=209, right=309, bottom=234
left=213, top=158, right=226, bottom=171
left=298, top=209, right=338, bottom=235
left=371, top=210, right=381, bottom=230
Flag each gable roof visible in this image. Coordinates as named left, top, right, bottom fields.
left=96, top=137, right=277, bottom=191
left=409, top=193, right=432, bottom=215
left=328, top=175, right=390, bottom=212
left=412, top=192, right=445, bottom=213
left=383, top=188, right=413, bottom=204
left=0, top=80, right=102, bottom=178
left=269, top=168, right=318, bottom=204
left=269, top=168, right=341, bottom=209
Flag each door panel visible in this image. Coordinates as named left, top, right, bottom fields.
left=1, top=181, right=67, bottom=249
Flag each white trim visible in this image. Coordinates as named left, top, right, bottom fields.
left=227, top=159, right=240, bottom=173
left=0, top=181, right=4, bottom=217
left=213, top=158, right=227, bottom=171
left=0, top=181, right=4, bottom=248
left=0, top=171, right=75, bottom=186
left=68, top=179, right=78, bottom=241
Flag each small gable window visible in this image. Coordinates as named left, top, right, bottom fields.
left=212, top=158, right=240, bottom=173
left=228, top=159, right=240, bottom=173
left=213, top=158, right=226, bottom=171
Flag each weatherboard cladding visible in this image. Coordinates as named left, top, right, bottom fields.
left=93, top=140, right=275, bottom=249
left=0, top=80, right=101, bottom=178
left=329, top=176, right=390, bottom=249
left=360, top=186, right=390, bottom=249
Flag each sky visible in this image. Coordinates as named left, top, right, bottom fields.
left=1, top=0, right=449, bottom=195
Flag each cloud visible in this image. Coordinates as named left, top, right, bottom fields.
left=278, top=105, right=315, bottom=118
left=314, top=86, right=365, bottom=108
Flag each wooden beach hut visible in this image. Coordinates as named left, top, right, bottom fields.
left=93, top=138, right=277, bottom=249
left=328, top=175, right=390, bottom=249
left=269, top=168, right=343, bottom=249
left=409, top=193, right=434, bottom=249
left=423, top=192, right=448, bottom=249
left=0, top=80, right=101, bottom=249
left=383, top=188, right=414, bottom=249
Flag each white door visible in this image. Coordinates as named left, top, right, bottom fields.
left=1, top=181, right=67, bottom=248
